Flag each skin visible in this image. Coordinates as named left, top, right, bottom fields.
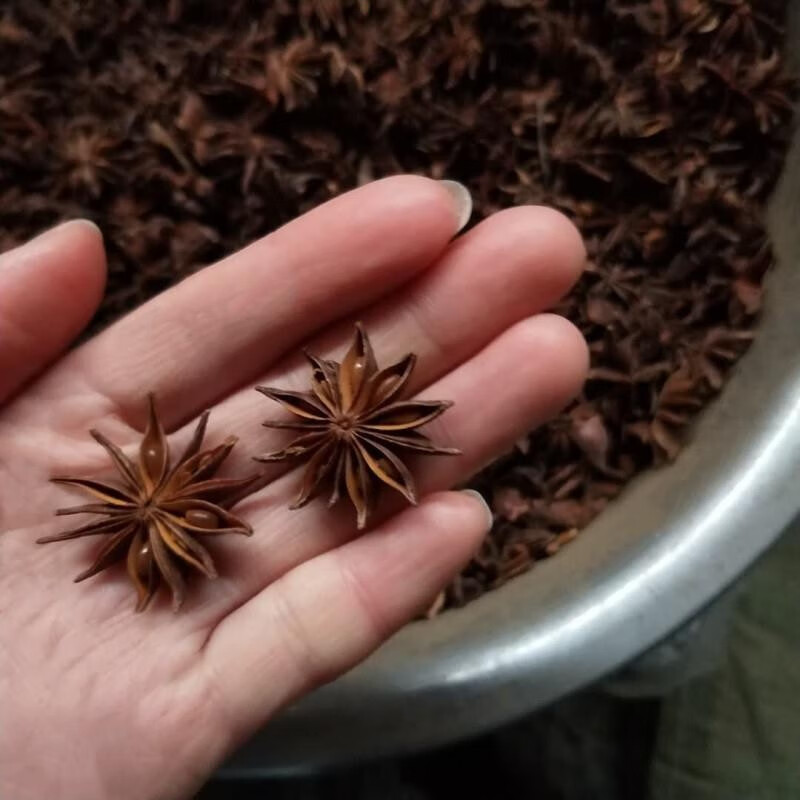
left=0, top=176, right=588, bottom=800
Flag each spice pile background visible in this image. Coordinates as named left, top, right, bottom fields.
left=0, top=0, right=794, bottom=612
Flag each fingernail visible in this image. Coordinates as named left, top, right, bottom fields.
left=69, top=218, right=103, bottom=240
left=461, top=489, right=493, bottom=530
left=42, top=218, right=102, bottom=244
left=439, top=180, right=473, bottom=233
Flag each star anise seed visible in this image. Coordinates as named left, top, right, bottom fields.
left=38, top=395, right=259, bottom=612
left=256, top=324, right=460, bottom=529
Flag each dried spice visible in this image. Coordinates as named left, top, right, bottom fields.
left=256, top=324, right=458, bottom=528
left=38, top=396, right=258, bottom=611
left=0, top=1, right=794, bottom=612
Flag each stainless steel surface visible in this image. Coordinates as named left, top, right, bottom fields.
left=224, top=16, right=800, bottom=776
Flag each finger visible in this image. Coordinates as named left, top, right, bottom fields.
left=72, top=176, right=469, bottom=425
left=203, top=314, right=587, bottom=615
left=0, top=221, right=106, bottom=403
left=203, top=490, right=492, bottom=738
left=201, top=204, right=585, bottom=454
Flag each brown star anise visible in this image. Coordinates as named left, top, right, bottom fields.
left=256, top=324, right=459, bottom=528
left=38, top=395, right=259, bottom=612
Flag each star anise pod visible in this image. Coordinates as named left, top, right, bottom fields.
left=38, top=395, right=259, bottom=612
left=256, top=324, right=460, bottom=529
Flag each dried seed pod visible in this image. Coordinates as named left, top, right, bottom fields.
left=38, top=395, right=259, bottom=612
left=256, top=325, right=459, bottom=529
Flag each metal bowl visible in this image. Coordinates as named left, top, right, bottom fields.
left=224, top=42, right=800, bottom=778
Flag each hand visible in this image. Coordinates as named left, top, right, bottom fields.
left=0, top=177, right=587, bottom=800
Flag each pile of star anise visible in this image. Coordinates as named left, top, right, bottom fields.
left=0, top=0, right=794, bottom=613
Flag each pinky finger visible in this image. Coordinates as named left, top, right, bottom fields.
left=202, top=490, right=492, bottom=745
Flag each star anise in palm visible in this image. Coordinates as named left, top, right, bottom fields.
left=38, top=395, right=259, bottom=612
left=256, top=324, right=459, bottom=529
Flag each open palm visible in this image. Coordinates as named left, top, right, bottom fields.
left=0, top=177, right=587, bottom=800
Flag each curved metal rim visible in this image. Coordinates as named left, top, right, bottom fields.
left=228, top=428, right=800, bottom=774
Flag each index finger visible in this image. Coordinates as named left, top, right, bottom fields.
left=69, top=177, right=467, bottom=428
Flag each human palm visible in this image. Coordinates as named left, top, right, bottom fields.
left=0, top=177, right=587, bottom=800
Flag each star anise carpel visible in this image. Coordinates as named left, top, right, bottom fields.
left=256, top=324, right=460, bottom=529
left=38, top=395, right=259, bottom=612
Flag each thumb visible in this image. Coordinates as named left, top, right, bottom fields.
left=0, top=221, right=106, bottom=403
